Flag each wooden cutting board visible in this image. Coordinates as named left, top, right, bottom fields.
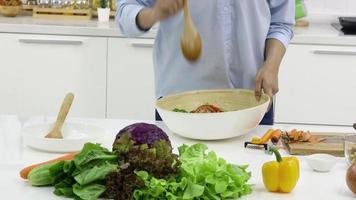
left=284, top=132, right=349, bottom=157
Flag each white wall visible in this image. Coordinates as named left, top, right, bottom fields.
left=305, top=0, right=356, bottom=15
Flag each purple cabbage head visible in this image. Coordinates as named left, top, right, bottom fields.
left=113, top=123, right=171, bottom=151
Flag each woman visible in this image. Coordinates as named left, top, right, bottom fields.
left=117, top=0, right=295, bottom=124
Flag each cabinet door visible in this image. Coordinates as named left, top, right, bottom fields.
left=107, top=38, right=155, bottom=120
left=0, top=33, right=107, bottom=118
left=275, top=44, right=356, bottom=125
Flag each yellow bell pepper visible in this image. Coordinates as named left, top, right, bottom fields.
left=262, top=146, right=299, bottom=193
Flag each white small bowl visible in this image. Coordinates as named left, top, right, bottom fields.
left=22, top=122, right=105, bottom=153
left=305, top=154, right=339, bottom=172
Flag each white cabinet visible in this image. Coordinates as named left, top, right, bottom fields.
left=0, top=33, right=107, bottom=118
left=107, top=38, right=155, bottom=120
left=275, top=44, right=356, bottom=126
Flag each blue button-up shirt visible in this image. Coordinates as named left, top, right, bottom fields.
left=117, top=0, right=295, bottom=98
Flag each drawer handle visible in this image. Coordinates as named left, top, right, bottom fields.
left=312, top=50, right=356, bottom=56
left=19, top=38, right=83, bottom=45
left=129, top=39, right=154, bottom=48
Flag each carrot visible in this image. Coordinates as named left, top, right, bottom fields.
left=271, top=129, right=283, bottom=144
left=288, top=129, right=297, bottom=137
left=260, top=129, right=275, bottom=144
left=20, top=152, right=78, bottom=179
left=250, top=129, right=274, bottom=144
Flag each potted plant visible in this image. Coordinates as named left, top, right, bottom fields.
left=0, top=0, right=22, bottom=17
left=97, top=0, right=110, bottom=22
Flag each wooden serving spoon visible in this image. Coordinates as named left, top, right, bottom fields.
left=180, top=0, right=202, bottom=62
left=45, top=93, right=74, bottom=139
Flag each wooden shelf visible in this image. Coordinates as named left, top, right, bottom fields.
left=20, top=4, right=35, bottom=15
left=33, top=7, right=92, bottom=20
left=22, top=4, right=35, bottom=10
left=21, top=6, right=117, bottom=20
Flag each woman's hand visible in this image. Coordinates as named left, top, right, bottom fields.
left=136, top=0, right=183, bottom=30
left=152, top=0, right=184, bottom=21
left=255, top=63, right=279, bottom=100
left=255, top=38, right=286, bottom=108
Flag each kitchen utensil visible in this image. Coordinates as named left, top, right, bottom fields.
left=345, top=134, right=356, bottom=165
left=295, top=0, right=307, bottom=20
left=74, top=0, right=89, bottom=9
left=26, top=0, right=37, bottom=5
left=23, top=122, right=104, bottom=152
left=38, top=0, right=50, bottom=8
left=63, top=0, right=70, bottom=8
left=156, top=89, right=270, bottom=140
left=244, top=141, right=269, bottom=151
left=339, top=17, right=356, bottom=31
left=45, top=93, right=74, bottom=139
left=180, top=0, right=202, bottom=62
left=284, top=132, right=349, bottom=157
left=295, top=0, right=309, bottom=27
left=244, top=129, right=273, bottom=151
left=305, top=154, right=339, bottom=172
left=51, top=0, right=64, bottom=8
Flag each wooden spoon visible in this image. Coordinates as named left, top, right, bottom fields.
left=180, top=0, right=202, bottom=62
left=45, top=93, right=74, bottom=139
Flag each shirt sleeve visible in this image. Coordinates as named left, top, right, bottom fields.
left=267, top=0, right=295, bottom=48
left=116, top=0, right=155, bottom=37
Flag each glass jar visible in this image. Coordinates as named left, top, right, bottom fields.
left=345, top=134, right=356, bottom=165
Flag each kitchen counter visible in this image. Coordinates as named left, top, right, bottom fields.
left=0, top=16, right=157, bottom=38
left=1, top=14, right=356, bottom=46
left=0, top=115, right=355, bottom=199
left=292, top=14, right=356, bottom=46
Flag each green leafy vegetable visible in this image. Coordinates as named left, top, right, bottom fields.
left=74, top=162, right=117, bottom=185
left=106, top=140, right=181, bottom=200
left=74, top=143, right=117, bottom=169
left=28, top=163, right=56, bottom=186
left=53, top=177, right=76, bottom=197
left=179, top=143, right=252, bottom=199
left=73, top=183, right=106, bottom=200
left=133, top=143, right=252, bottom=200
left=133, top=170, right=188, bottom=200
left=27, top=123, right=253, bottom=200
left=173, top=108, right=189, bottom=113
left=106, top=168, right=145, bottom=200
left=106, top=124, right=180, bottom=200
left=28, top=143, right=117, bottom=200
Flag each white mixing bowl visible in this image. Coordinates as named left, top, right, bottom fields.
left=156, top=89, right=270, bottom=140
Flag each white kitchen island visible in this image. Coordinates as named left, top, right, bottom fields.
left=0, top=115, right=355, bottom=200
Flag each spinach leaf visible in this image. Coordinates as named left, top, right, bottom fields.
left=73, top=183, right=106, bottom=200
left=74, top=162, right=117, bottom=185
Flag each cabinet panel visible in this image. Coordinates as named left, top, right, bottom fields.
left=275, top=44, right=356, bottom=125
left=0, top=33, right=107, bottom=118
left=107, top=38, right=155, bottom=120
